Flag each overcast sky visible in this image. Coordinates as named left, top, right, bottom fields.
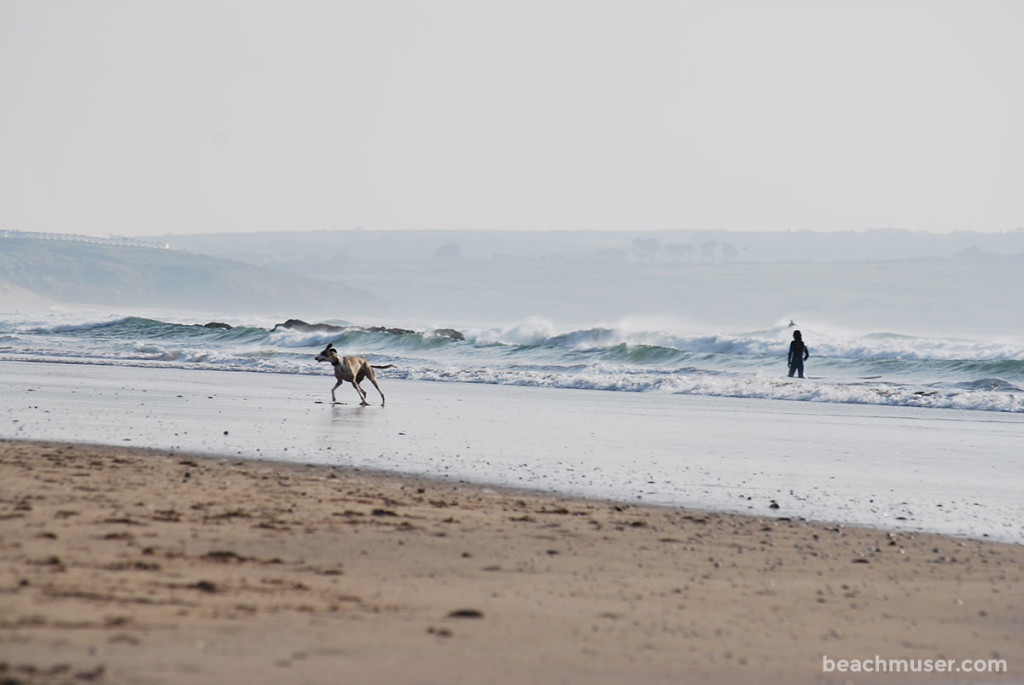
left=2, top=1, right=1022, bottom=237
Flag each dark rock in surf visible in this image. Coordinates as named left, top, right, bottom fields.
left=366, top=326, right=417, bottom=336
left=270, top=319, right=464, bottom=341
left=271, top=319, right=345, bottom=333
left=430, top=328, right=465, bottom=341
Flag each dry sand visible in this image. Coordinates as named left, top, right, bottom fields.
left=1, top=439, right=1020, bottom=684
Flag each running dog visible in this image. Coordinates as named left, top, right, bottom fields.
left=314, top=344, right=393, bottom=406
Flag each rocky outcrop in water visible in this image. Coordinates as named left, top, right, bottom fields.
left=269, top=319, right=465, bottom=341
left=270, top=319, right=344, bottom=333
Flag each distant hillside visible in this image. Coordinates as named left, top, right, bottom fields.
left=0, top=237, right=385, bottom=316
left=161, top=228, right=1024, bottom=268
left=157, top=229, right=1024, bottom=334
left=0, top=275, right=54, bottom=309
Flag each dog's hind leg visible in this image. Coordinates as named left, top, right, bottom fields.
left=365, top=372, right=386, bottom=407
left=357, top=367, right=386, bottom=406
left=351, top=381, right=369, bottom=406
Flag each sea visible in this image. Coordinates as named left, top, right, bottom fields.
left=2, top=310, right=1022, bottom=414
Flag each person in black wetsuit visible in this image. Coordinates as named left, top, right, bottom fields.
left=788, top=330, right=809, bottom=378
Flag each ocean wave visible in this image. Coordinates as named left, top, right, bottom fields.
left=25, top=315, right=143, bottom=335
left=467, top=321, right=1024, bottom=363
left=24, top=316, right=267, bottom=344
left=954, top=377, right=1023, bottom=393
left=3, top=312, right=1022, bottom=413
left=14, top=313, right=1024, bottom=362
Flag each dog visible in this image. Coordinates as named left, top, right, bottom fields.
left=314, top=344, right=393, bottom=406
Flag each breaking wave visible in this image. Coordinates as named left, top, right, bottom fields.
left=1, top=313, right=1021, bottom=413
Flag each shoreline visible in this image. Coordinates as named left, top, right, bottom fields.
left=3, top=361, right=1023, bottom=545
left=2, top=439, right=1021, bottom=684
left=0, top=434, right=1016, bottom=550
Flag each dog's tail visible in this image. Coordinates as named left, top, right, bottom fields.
left=371, top=364, right=396, bottom=370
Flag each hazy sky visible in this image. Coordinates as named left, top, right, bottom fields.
left=2, top=1, right=1022, bottom=237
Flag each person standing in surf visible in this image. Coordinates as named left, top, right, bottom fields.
left=788, top=330, right=809, bottom=378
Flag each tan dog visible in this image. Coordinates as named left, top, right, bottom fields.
left=314, top=344, right=393, bottom=406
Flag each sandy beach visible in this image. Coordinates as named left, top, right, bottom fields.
left=1, top=361, right=1022, bottom=683
left=1, top=438, right=1021, bottom=685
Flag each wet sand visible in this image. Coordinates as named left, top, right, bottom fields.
left=3, top=361, right=1023, bottom=543
left=1, top=439, right=1020, bottom=684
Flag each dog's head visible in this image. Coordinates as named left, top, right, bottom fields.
left=315, top=344, right=337, bottom=363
